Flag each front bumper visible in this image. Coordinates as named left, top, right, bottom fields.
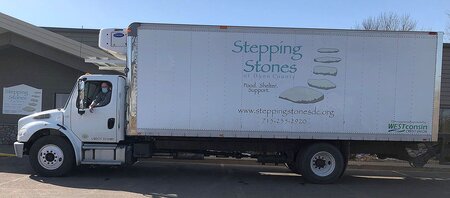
left=14, top=142, right=24, bottom=158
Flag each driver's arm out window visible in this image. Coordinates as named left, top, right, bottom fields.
left=76, top=81, right=112, bottom=109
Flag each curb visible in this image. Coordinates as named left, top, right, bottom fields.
left=0, top=153, right=15, bottom=157
left=347, top=164, right=450, bottom=172
left=142, top=158, right=450, bottom=172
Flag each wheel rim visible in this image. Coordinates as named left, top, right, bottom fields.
left=310, top=151, right=336, bottom=177
left=37, top=144, right=64, bottom=170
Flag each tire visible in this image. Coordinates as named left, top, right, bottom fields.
left=297, top=143, right=345, bottom=184
left=339, top=156, right=348, bottom=178
left=29, top=136, right=75, bottom=177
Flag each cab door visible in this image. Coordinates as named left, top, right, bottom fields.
left=70, top=76, right=118, bottom=143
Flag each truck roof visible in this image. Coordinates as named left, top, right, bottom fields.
left=127, top=22, right=442, bottom=37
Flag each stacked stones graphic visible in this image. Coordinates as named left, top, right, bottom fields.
left=279, top=48, right=340, bottom=104
left=23, top=92, right=41, bottom=112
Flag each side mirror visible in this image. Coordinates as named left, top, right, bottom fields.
left=77, top=79, right=86, bottom=115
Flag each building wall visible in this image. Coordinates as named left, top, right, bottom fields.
left=441, top=44, right=450, bottom=107
left=44, top=27, right=100, bottom=49
left=0, top=46, right=84, bottom=144
left=439, top=44, right=450, bottom=134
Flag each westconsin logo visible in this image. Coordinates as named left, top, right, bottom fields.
left=388, top=122, right=428, bottom=133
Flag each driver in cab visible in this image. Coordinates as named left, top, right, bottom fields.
left=89, top=82, right=111, bottom=112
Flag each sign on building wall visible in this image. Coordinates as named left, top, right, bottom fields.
left=2, top=84, right=42, bottom=115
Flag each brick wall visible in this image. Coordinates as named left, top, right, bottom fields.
left=0, top=124, right=17, bottom=145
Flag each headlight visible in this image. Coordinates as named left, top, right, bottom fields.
left=33, top=114, right=50, bottom=119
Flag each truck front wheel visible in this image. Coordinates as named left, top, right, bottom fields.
left=297, top=143, right=345, bottom=184
left=29, top=136, right=74, bottom=177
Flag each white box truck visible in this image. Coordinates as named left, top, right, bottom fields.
left=14, top=23, right=444, bottom=183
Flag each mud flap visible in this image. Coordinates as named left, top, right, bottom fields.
left=406, top=143, right=439, bottom=168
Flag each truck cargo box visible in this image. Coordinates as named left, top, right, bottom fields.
left=128, top=24, right=443, bottom=142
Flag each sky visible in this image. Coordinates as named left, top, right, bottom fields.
left=0, top=0, right=449, bottom=38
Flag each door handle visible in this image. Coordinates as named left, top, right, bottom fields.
left=107, top=118, right=115, bottom=129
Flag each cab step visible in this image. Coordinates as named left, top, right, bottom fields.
left=81, top=143, right=126, bottom=165
left=81, top=160, right=122, bottom=165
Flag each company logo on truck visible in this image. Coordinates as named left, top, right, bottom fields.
left=232, top=40, right=343, bottom=105
left=232, top=40, right=302, bottom=73
left=113, top=32, right=125, bottom=38
left=278, top=47, right=342, bottom=104
left=388, top=121, right=428, bottom=133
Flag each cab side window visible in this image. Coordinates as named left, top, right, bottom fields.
left=76, top=81, right=112, bottom=109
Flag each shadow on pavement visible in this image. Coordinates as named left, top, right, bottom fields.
left=0, top=156, right=32, bottom=174
left=2, top=156, right=450, bottom=197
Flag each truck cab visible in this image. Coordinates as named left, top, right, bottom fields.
left=14, top=74, right=127, bottom=176
left=69, top=75, right=126, bottom=143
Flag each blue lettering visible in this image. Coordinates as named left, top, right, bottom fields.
left=244, top=60, right=255, bottom=72
left=232, top=40, right=243, bottom=53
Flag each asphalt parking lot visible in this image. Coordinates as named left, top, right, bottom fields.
left=1, top=156, right=450, bottom=198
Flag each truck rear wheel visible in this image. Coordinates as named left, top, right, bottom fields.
left=29, top=136, right=74, bottom=177
left=297, top=143, right=344, bottom=184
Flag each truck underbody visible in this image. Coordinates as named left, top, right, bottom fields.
left=126, top=137, right=440, bottom=164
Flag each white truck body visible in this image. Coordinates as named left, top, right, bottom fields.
left=128, top=24, right=442, bottom=141
left=15, top=23, right=444, bottom=183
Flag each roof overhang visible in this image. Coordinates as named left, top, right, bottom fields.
left=85, top=57, right=126, bottom=72
left=0, top=12, right=123, bottom=70
left=0, top=32, right=122, bottom=74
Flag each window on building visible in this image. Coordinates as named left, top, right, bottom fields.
left=439, top=109, right=450, bottom=134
